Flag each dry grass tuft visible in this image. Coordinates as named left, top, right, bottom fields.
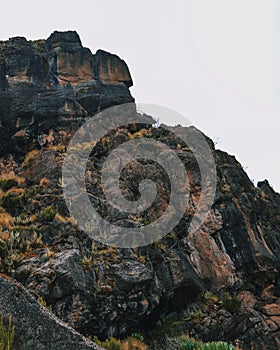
left=0, top=207, right=13, bottom=229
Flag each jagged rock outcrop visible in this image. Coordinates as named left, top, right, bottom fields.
left=0, top=275, right=103, bottom=349
left=0, top=31, right=133, bottom=156
left=0, top=31, right=280, bottom=350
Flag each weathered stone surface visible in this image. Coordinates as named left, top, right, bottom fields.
left=0, top=31, right=134, bottom=157
left=238, top=291, right=257, bottom=311
left=263, top=303, right=280, bottom=316
left=4, top=128, right=278, bottom=349
left=0, top=31, right=280, bottom=350
left=95, top=50, right=133, bottom=87
left=270, top=316, right=280, bottom=328
left=0, top=275, right=103, bottom=350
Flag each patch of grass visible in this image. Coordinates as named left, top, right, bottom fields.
left=181, top=338, right=199, bottom=350
left=0, top=226, right=42, bottom=273
left=191, top=310, right=201, bottom=324
left=0, top=316, right=15, bottom=350
left=54, top=213, right=68, bottom=223
left=128, top=129, right=148, bottom=140
left=92, top=336, right=123, bottom=350
left=82, top=255, right=93, bottom=271
left=39, top=177, right=50, bottom=188
left=92, top=336, right=148, bottom=350
left=200, top=342, right=235, bottom=350
left=37, top=296, right=52, bottom=312
left=47, top=145, right=66, bottom=153
left=202, top=290, right=241, bottom=314
left=130, top=333, right=145, bottom=343
left=124, top=336, right=148, bottom=349
left=0, top=208, right=13, bottom=229
left=22, top=150, right=39, bottom=166
left=178, top=335, right=236, bottom=350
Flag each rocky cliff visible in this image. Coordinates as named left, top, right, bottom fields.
left=0, top=31, right=133, bottom=157
left=0, top=31, right=279, bottom=350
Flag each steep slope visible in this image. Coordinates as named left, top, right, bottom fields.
left=0, top=31, right=279, bottom=350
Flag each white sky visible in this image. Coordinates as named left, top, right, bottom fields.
left=2, top=0, right=280, bottom=192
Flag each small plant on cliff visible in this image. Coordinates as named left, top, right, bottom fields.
left=37, top=296, right=52, bottom=312
left=124, top=336, right=148, bottom=349
left=22, top=150, right=39, bottom=166
left=130, top=333, right=145, bottom=343
left=92, top=336, right=148, bottom=350
left=92, top=337, right=122, bottom=350
left=0, top=227, right=42, bottom=274
left=180, top=339, right=236, bottom=350
left=38, top=206, right=56, bottom=223
left=0, top=316, right=15, bottom=350
left=200, top=341, right=235, bottom=350
left=180, top=338, right=199, bottom=349
left=0, top=208, right=13, bottom=229
left=222, top=293, right=241, bottom=314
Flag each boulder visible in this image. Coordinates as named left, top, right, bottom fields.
left=0, top=275, right=103, bottom=350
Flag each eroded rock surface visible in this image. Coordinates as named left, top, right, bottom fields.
left=0, top=31, right=279, bottom=350
left=0, top=31, right=133, bottom=156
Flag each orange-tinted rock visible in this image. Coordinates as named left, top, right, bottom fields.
left=0, top=31, right=134, bottom=156
left=187, top=210, right=235, bottom=288
left=237, top=291, right=257, bottom=311
left=270, top=316, right=280, bottom=328
left=261, top=284, right=276, bottom=302
left=47, top=31, right=95, bottom=85
left=266, top=319, right=278, bottom=332
left=56, top=50, right=95, bottom=85
left=263, top=303, right=280, bottom=316
left=96, top=50, right=133, bottom=87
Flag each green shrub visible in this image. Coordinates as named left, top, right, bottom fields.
left=179, top=337, right=236, bottom=350
left=0, top=316, right=15, bottom=350
left=200, top=341, right=235, bottom=350
left=38, top=206, right=56, bottom=223
left=181, top=339, right=199, bottom=349
left=130, top=332, right=145, bottom=343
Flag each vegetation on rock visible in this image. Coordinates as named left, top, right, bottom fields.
left=0, top=316, right=14, bottom=350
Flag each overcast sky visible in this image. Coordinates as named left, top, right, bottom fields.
left=2, top=0, right=280, bottom=192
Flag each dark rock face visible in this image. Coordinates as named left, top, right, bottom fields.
left=0, top=275, right=103, bottom=350
left=0, top=31, right=133, bottom=156
left=0, top=31, right=280, bottom=350
left=1, top=130, right=278, bottom=349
